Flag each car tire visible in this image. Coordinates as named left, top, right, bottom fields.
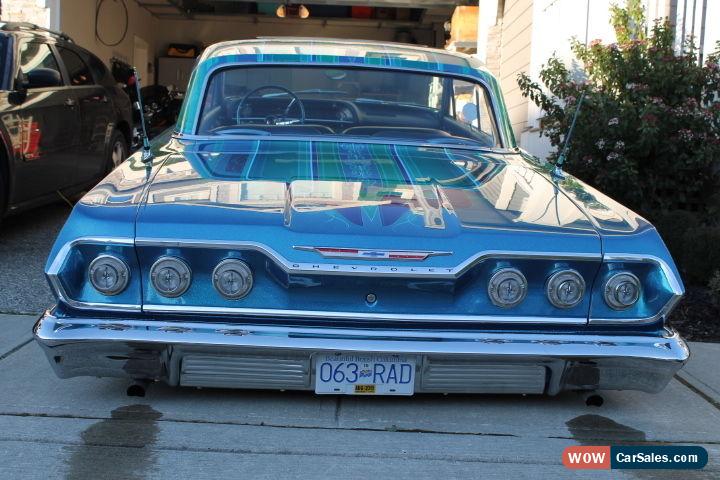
left=106, top=130, right=129, bottom=173
left=0, top=178, right=5, bottom=225
left=0, top=147, right=7, bottom=222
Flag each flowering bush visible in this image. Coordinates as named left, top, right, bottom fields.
left=517, top=0, right=720, bottom=215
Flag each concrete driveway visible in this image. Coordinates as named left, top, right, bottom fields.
left=0, top=313, right=718, bottom=479
left=0, top=208, right=718, bottom=479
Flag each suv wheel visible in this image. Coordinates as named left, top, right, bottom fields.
left=107, top=131, right=129, bottom=172
left=0, top=148, right=7, bottom=222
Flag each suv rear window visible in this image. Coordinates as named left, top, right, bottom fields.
left=78, top=50, right=114, bottom=85
left=58, top=47, right=93, bottom=86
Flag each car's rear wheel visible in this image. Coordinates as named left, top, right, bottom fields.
left=107, top=130, right=129, bottom=173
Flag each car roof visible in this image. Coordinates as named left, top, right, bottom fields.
left=0, top=22, right=73, bottom=43
left=200, top=37, right=483, bottom=70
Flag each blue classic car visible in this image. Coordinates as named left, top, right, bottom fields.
left=34, top=38, right=688, bottom=396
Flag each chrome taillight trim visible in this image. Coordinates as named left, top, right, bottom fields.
left=88, top=254, right=131, bottom=296
left=603, top=271, right=642, bottom=310
left=487, top=268, right=528, bottom=308
left=150, top=256, right=193, bottom=298
left=588, top=254, right=684, bottom=325
left=545, top=269, right=586, bottom=309
left=212, top=258, right=253, bottom=299
left=46, top=237, right=683, bottom=325
left=46, top=237, right=140, bottom=312
left=135, top=237, right=601, bottom=279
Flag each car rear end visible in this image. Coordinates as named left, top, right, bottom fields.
left=33, top=145, right=689, bottom=396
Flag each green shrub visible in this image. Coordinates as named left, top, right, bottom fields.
left=709, top=270, right=720, bottom=306
left=680, top=226, right=720, bottom=285
left=517, top=0, right=720, bottom=216
left=652, top=209, right=700, bottom=258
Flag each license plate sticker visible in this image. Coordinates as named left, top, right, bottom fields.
left=314, top=353, right=416, bottom=395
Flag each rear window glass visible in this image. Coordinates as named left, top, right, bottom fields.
left=58, top=47, right=94, bottom=86
left=197, top=66, right=498, bottom=148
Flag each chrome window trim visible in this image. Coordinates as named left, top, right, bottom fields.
left=187, top=60, right=512, bottom=149
left=46, top=236, right=141, bottom=312
left=588, top=253, right=684, bottom=325
left=175, top=133, right=513, bottom=155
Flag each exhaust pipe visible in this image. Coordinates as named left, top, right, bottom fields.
left=584, top=392, right=604, bottom=407
left=127, top=379, right=149, bottom=397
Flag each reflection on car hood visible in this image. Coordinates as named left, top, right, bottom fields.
left=81, top=139, right=649, bottom=262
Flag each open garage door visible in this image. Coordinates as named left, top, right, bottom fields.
left=122, top=0, right=476, bottom=91
left=50, top=1, right=477, bottom=91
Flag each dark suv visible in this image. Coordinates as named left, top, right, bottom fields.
left=0, top=22, right=133, bottom=219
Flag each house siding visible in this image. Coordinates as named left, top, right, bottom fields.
left=497, top=0, right=534, bottom=141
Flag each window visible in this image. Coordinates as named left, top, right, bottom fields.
left=82, top=51, right=114, bottom=85
left=57, top=47, right=94, bottom=86
left=19, top=42, right=62, bottom=86
left=196, top=66, right=499, bottom=148
left=449, top=79, right=496, bottom=143
left=0, top=35, right=9, bottom=86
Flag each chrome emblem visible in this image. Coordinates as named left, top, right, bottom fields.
left=294, top=246, right=452, bottom=261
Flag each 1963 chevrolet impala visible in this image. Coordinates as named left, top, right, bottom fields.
left=34, top=38, right=688, bottom=396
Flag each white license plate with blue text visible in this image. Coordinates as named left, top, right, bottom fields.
left=314, top=353, right=416, bottom=395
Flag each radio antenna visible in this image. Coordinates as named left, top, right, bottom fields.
left=132, top=67, right=153, bottom=163
left=553, top=92, right=585, bottom=179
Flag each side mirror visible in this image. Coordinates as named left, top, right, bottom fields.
left=9, top=73, right=28, bottom=105
left=24, top=68, right=62, bottom=89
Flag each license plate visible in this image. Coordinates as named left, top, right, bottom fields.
left=314, top=353, right=416, bottom=395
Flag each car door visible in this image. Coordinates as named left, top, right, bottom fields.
left=56, top=46, right=112, bottom=183
left=9, top=40, right=79, bottom=204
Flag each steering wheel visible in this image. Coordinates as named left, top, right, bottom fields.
left=236, top=85, right=306, bottom=126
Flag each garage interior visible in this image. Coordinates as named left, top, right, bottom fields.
left=56, top=0, right=478, bottom=92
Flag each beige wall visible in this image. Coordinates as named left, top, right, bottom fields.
left=59, top=0, right=159, bottom=83
left=496, top=0, right=533, bottom=141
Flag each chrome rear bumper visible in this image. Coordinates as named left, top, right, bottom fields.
left=33, top=311, right=690, bottom=395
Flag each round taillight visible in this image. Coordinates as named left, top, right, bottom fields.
left=488, top=268, right=527, bottom=308
left=546, top=269, right=585, bottom=309
left=150, top=256, right=192, bottom=297
left=88, top=254, right=130, bottom=295
left=212, top=259, right=253, bottom=299
left=604, top=272, right=641, bottom=310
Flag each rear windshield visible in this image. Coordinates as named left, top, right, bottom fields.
left=197, top=66, right=498, bottom=148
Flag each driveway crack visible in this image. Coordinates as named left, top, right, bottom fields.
left=675, top=374, right=720, bottom=411
left=0, top=338, right=33, bottom=363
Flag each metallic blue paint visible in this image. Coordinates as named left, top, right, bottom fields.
left=35, top=39, right=688, bottom=395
